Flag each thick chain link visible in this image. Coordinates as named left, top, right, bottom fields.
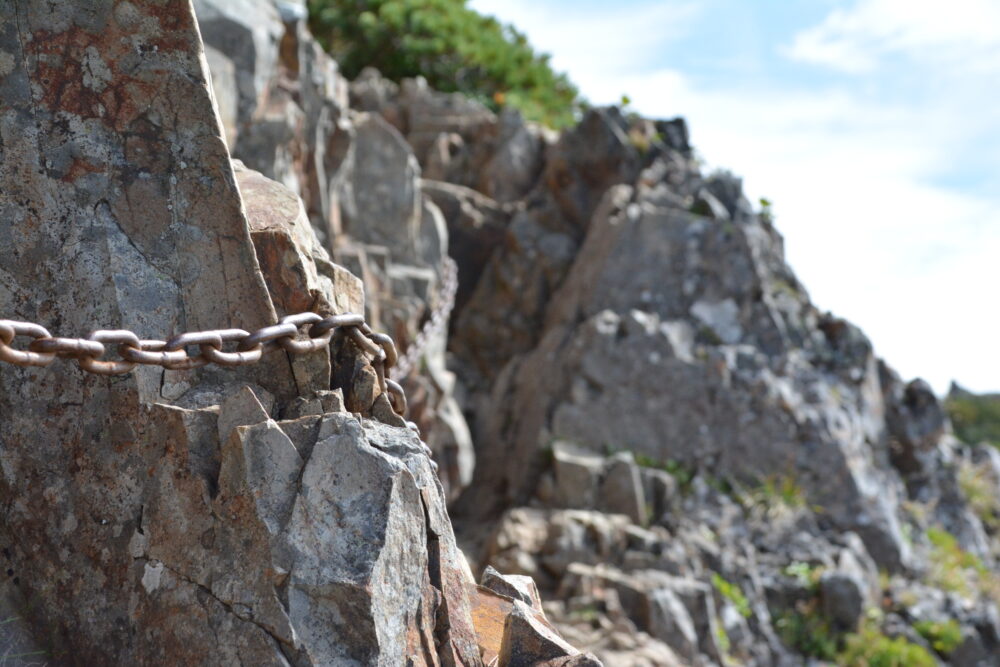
left=0, top=312, right=407, bottom=416
left=394, top=257, right=458, bottom=380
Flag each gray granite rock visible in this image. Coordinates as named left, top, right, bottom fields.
left=193, top=0, right=283, bottom=127
left=499, top=600, right=581, bottom=667
left=598, top=453, right=648, bottom=526
left=481, top=566, right=545, bottom=613
left=820, top=571, right=865, bottom=630
left=470, top=183, right=912, bottom=572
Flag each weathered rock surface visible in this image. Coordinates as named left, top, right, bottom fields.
left=470, top=567, right=597, bottom=667
left=178, top=2, right=1000, bottom=666
left=449, top=142, right=1000, bottom=663
left=0, top=3, right=486, bottom=665
left=469, top=180, right=912, bottom=571
left=197, top=0, right=476, bottom=498
left=348, top=61, right=1000, bottom=664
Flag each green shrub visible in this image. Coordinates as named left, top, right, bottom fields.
left=568, top=604, right=600, bottom=623
left=913, top=619, right=963, bottom=655
left=958, top=460, right=1000, bottom=530
left=945, top=393, right=1000, bottom=447
left=774, top=601, right=838, bottom=660
left=783, top=561, right=823, bottom=593
left=927, top=527, right=982, bottom=596
left=839, top=624, right=936, bottom=667
left=307, top=0, right=580, bottom=127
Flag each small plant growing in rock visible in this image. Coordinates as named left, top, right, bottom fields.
left=773, top=564, right=834, bottom=658
left=784, top=561, right=824, bottom=592
left=958, top=459, right=1000, bottom=530
left=712, top=573, right=752, bottom=618
left=627, top=127, right=652, bottom=155
left=770, top=278, right=801, bottom=301
left=758, top=197, right=774, bottom=224
left=567, top=604, right=601, bottom=624
left=773, top=600, right=838, bottom=660
left=945, top=391, right=1000, bottom=447
left=714, top=619, right=736, bottom=664
left=913, top=619, right=963, bottom=656
left=695, top=324, right=723, bottom=345
left=738, top=474, right=808, bottom=518
left=632, top=452, right=696, bottom=490
left=926, top=527, right=982, bottom=596
left=714, top=620, right=730, bottom=652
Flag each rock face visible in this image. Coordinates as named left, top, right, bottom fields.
left=195, top=0, right=475, bottom=500
left=146, top=2, right=1000, bottom=666
left=338, top=44, right=1000, bottom=667
left=0, top=3, right=489, bottom=665
left=472, top=182, right=912, bottom=570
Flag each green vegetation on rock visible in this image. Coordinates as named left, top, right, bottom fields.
left=774, top=601, right=838, bottom=661
left=307, top=0, right=580, bottom=127
left=738, top=474, right=808, bottom=516
left=913, top=619, right=963, bottom=655
left=945, top=389, right=1000, bottom=447
left=959, top=459, right=1000, bottom=530
left=774, top=566, right=939, bottom=665
left=632, top=452, right=696, bottom=489
left=926, top=526, right=1000, bottom=603
left=783, top=561, right=824, bottom=592
left=777, top=603, right=938, bottom=665
left=711, top=573, right=752, bottom=618
left=839, top=622, right=937, bottom=667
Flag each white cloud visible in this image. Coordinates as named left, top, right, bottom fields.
left=784, top=0, right=1000, bottom=72
left=470, top=0, right=701, bottom=80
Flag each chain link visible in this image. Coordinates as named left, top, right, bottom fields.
left=1, top=258, right=459, bottom=414
left=0, top=312, right=406, bottom=416
left=394, top=257, right=458, bottom=380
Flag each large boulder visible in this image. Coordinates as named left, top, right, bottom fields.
left=0, top=3, right=480, bottom=663
left=882, top=367, right=948, bottom=476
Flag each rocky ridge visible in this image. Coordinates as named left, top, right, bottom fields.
left=183, top=2, right=1000, bottom=665
left=0, top=2, right=594, bottom=665
left=201, top=3, right=1000, bottom=665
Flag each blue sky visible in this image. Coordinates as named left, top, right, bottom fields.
left=470, top=0, right=1000, bottom=394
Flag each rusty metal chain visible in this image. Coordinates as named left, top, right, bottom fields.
left=0, top=312, right=408, bottom=416
left=394, top=257, right=458, bottom=380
